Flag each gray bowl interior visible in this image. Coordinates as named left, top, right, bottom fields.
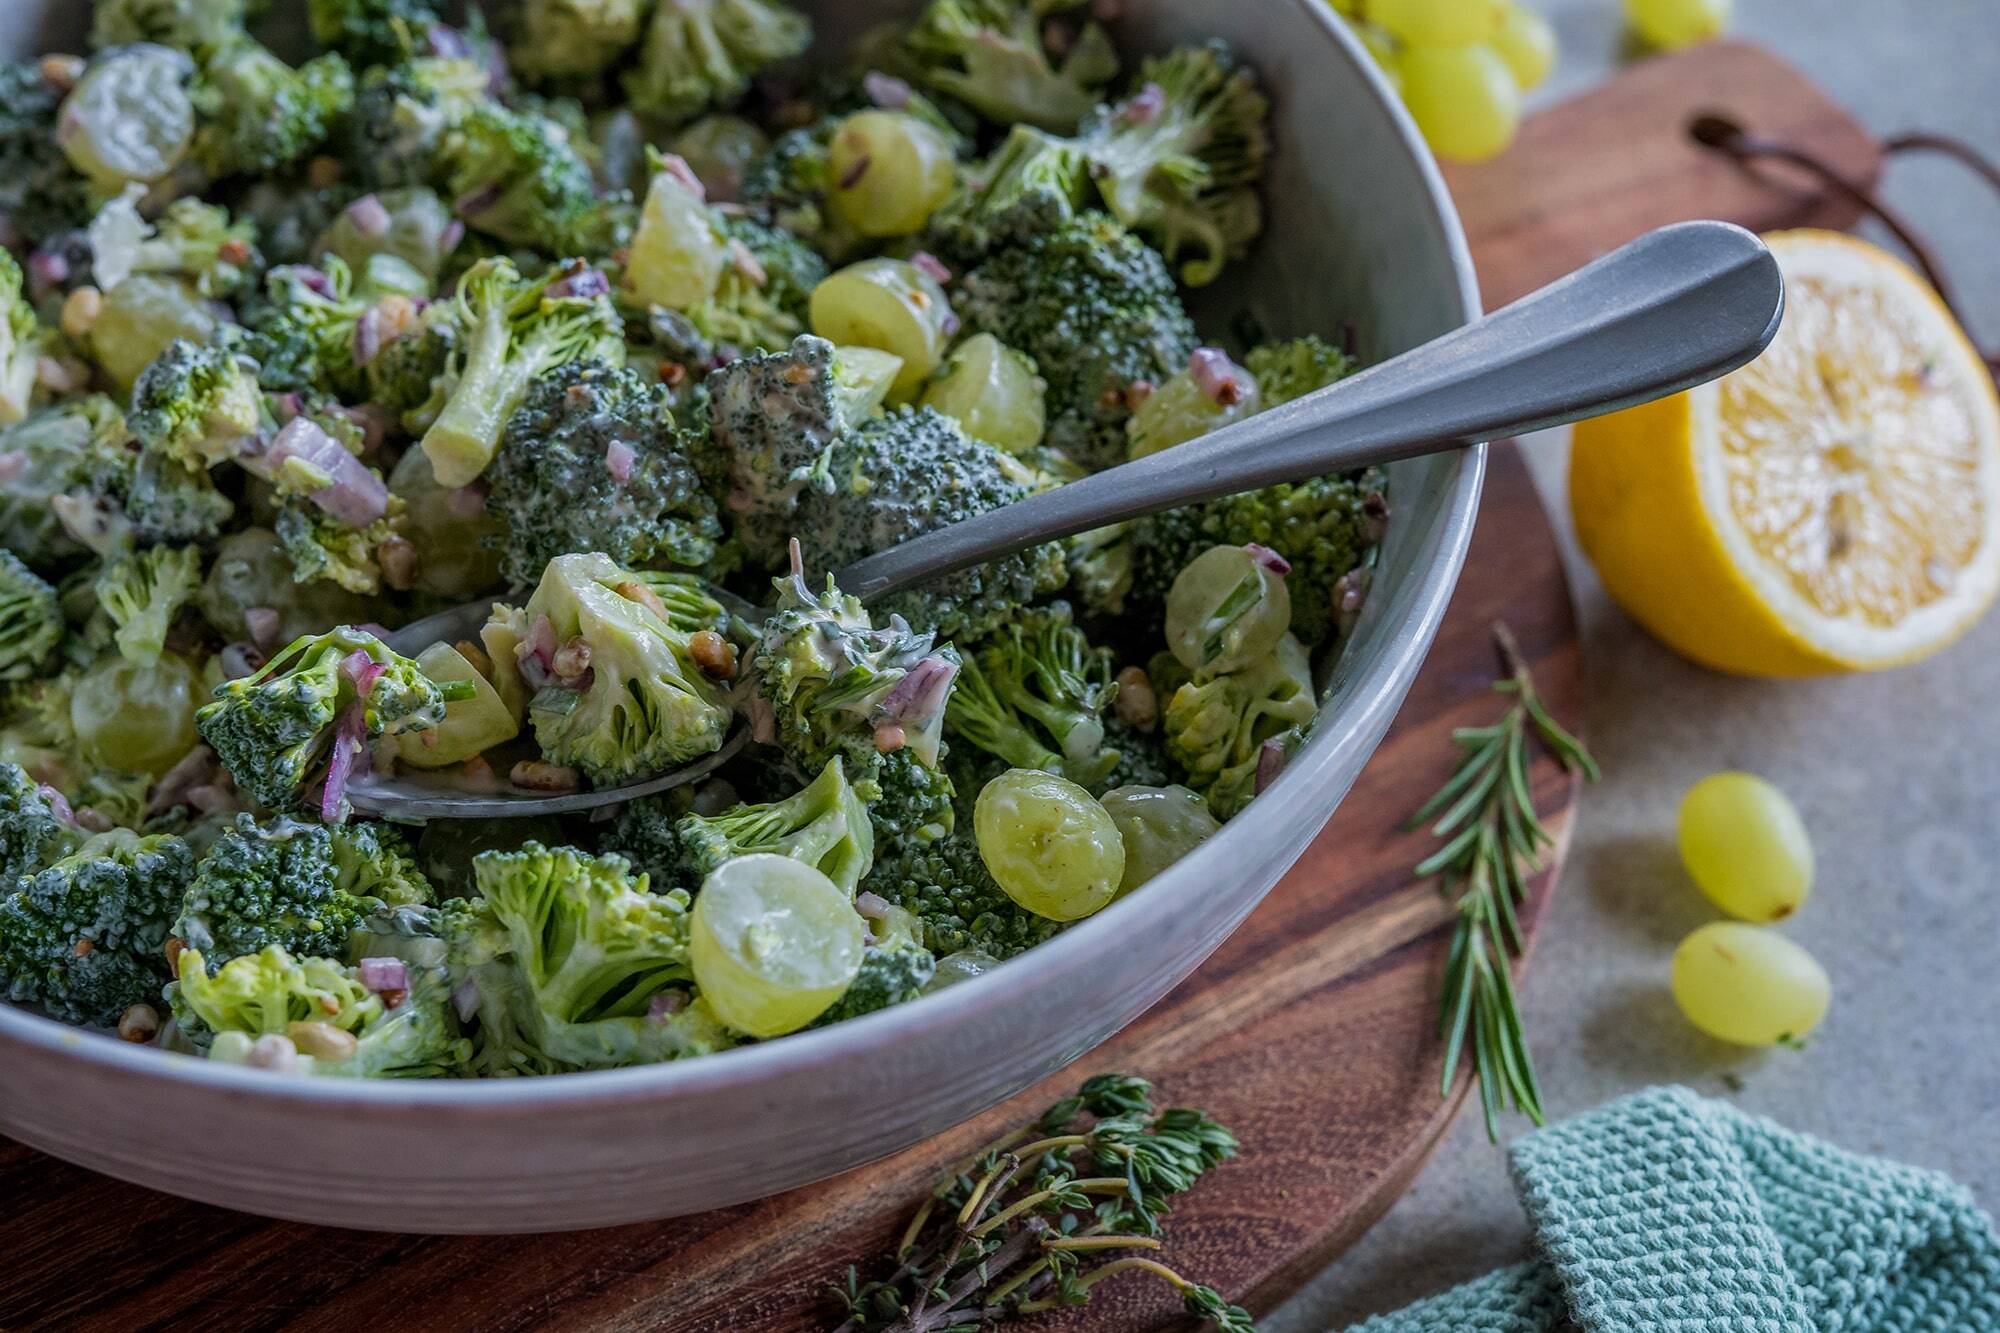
left=0, top=0, right=1482, bottom=1230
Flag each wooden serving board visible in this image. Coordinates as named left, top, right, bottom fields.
left=0, top=41, right=1882, bottom=1333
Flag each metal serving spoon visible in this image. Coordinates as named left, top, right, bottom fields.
left=350, top=219, right=1784, bottom=821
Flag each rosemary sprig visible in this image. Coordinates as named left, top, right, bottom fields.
left=833, top=1074, right=1254, bottom=1333
left=1411, top=623, right=1598, bottom=1140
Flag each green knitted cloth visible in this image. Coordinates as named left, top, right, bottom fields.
left=1348, top=1086, right=2000, bottom=1332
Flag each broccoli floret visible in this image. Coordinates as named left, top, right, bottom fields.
left=420, top=257, right=626, bottom=489
left=899, top=0, right=1118, bottom=132
left=1074, top=42, right=1269, bottom=287
left=0, top=250, right=54, bottom=426
left=93, top=543, right=201, bottom=664
left=125, top=450, right=236, bottom=546
left=500, top=0, right=649, bottom=83
left=958, top=212, right=1195, bottom=470
left=944, top=602, right=1121, bottom=789
left=791, top=406, right=1069, bottom=641
left=0, top=551, right=61, bottom=682
left=678, top=755, right=873, bottom=894
left=1130, top=469, right=1381, bottom=647
left=738, top=117, right=858, bottom=259
left=442, top=104, right=624, bottom=257
left=127, top=336, right=263, bottom=470
left=684, top=213, right=830, bottom=356
left=1162, top=632, right=1316, bottom=819
left=247, top=257, right=373, bottom=395
left=307, top=0, right=447, bottom=68
left=600, top=784, right=700, bottom=884
left=272, top=497, right=397, bottom=595
left=0, top=61, right=91, bottom=245
left=90, top=0, right=249, bottom=56
left=460, top=842, right=730, bottom=1072
left=1245, top=334, right=1357, bottom=409
left=234, top=175, right=356, bottom=268
left=0, top=396, right=135, bottom=570
left=0, top=762, right=85, bottom=884
left=0, top=828, right=193, bottom=1025
left=623, top=0, right=812, bottom=123
left=862, top=818, right=1054, bottom=960
left=191, top=42, right=354, bottom=181
left=86, top=191, right=260, bottom=300
left=171, top=813, right=433, bottom=970
left=486, top=359, right=722, bottom=587
left=814, top=913, right=934, bottom=1025
left=1095, top=713, right=1172, bottom=794
left=491, top=553, right=733, bottom=786
left=929, top=123, right=1089, bottom=261
left=343, top=55, right=490, bottom=192
left=754, top=559, right=960, bottom=776
left=195, top=626, right=472, bottom=819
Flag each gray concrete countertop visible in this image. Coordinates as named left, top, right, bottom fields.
left=1269, top=2, right=2000, bottom=1326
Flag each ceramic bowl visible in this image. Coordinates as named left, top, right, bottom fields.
left=0, top=0, right=1482, bottom=1230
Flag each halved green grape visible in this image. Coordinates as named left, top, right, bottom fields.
left=810, top=258, right=955, bottom=400
left=91, top=274, right=219, bottom=391
left=690, top=853, right=866, bottom=1038
left=393, top=642, right=520, bottom=769
left=1369, top=0, right=1506, bottom=46
left=1127, top=352, right=1262, bottom=460
left=1625, top=0, right=1731, bottom=50
left=973, top=769, right=1125, bottom=922
left=668, top=115, right=770, bottom=202
left=1396, top=43, right=1520, bottom=164
left=1165, top=544, right=1293, bottom=677
left=197, top=526, right=377, bottom=645
left=1493, top=2, right=1557, bottom=90
left=1671, top=922, right=1829, bottom=1046
left=1100, top=784, right=1221, bottom=896
left=920, top=332, right=1046, bottom=453
left=827, top=110, right=958, bottom=239
left=924, top=948, right=1000, bottom=993
left=626, top=163, right=729, bottom=310
left=71, top=651, right=201, bottom=777
left=1677, top=771, right=1813, bottom=922
left=388, top=446, right=506, bottom=599
left=58, top=44, right=195, bottom=188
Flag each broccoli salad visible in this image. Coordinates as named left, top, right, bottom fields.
left=0, top=0, right=1388, bottom=1076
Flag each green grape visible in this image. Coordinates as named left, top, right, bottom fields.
left=91, top=274, right=219, bottom=391
left=1126, top=356, right=1261, bottom=460
left=1625, top=0, right=1730, bottom=50
left=71, top=651, right=201, bottom=777
left=827, top=110, right=957, bottom=239
left=388, top=446, right=506, bottom=599
left=197, top=527, right=376, bottom=644
left=690, top=853, right=866, bottom=1038
left=1677, top=771, right=1813, bottom=922
left=626, top=165, right=729, bottom=310
left=973, top=769, right=1125, bottom=923
left=1165, top=544, right=1292, bottom=677
left=668, top=115, right=770, bottom=203
left=58, top=44, right=195, bottom=188
left=1397, top=43, right=1521, bottom=164
left=919, top=333, right=1046, bottom=453
left=1493, top=2, right=1557, bottom=90
left=1671, top=922, right=1829, bottom=1047
left=923, top=948, right=1000, bottom=993
left=1099, top=784, right=1220, bottom=896
left=810, top=258, right=956, bottom=400
left=1370, top=0, right=1506, bottom=46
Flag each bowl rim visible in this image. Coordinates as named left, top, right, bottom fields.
left=0, top=0, right=1484, bottom=1113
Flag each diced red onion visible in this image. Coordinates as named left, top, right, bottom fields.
left=358, top=957, right=409, bottom=995
left=728, top=238, right=767, bottom=288
left=1092, top=0, right=1125, bottom=20
left=605, top=439, right=635, bottom=484
left=863, top=71, right=911, bottom=108
left=356, top=622, right=394, bottom=640
left=220, top=641, right=267, bottom=679
left=1188, top=347, right=1250, bottom=405
left=855, top=890, right=892, bottom=920
left=939, top=310, right=961, bottom=338
left=1254, top=737, right=1289, bottom=795
left=877, top=655, right=958, bottom=725
left=352, top=307, right=384, bottom=367
left=37, top=784, right=76, bottom=826
left=658, top=153, right=706, bottom=202
left=345, top=194, right=392, bottom=237
left=454, top=183, right=505, bottom=218
left=1121, top=81, right=1165, bottom=124
left=910, top=251, right=951, bottom=285
left=452, top=979, right=481, bottom=1022
left=27, top=249, right=67, bottom=292
left=0, top=450, right=26, bottom=484
left=290, top=265, right=337, bottom=299
left=545, top=266, right=610, bottom=300
left=1245, top=543, right=1291, bottom=577
left=440, top=219, right=465, bottom=253
left=442, top=482, right=487, bottom=519
left=340, top=649, right=387, bottom=698
left=264, top=416, right=390, bottom=527
left=746, top=688, right=777, bottom=745
left=837, top=152, right=872, bottom=190
left=647, top=992, right=688, bottom=1022
left=244, top=608, right=281, bottom=652
left=320, top=705, right=367, bottom=823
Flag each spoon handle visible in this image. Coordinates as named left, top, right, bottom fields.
left=837, top=219, right=1785, bottom=602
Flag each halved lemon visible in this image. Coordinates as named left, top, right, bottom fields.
left=1570, top=229, right=2000, bottom=675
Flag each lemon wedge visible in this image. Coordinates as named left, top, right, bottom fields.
left=1570, top=229, right=2000, bottom=675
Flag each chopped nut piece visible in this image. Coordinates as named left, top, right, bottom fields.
left=117, top=1004, right=160, bottom=1044
left=454, top=639, right=492, bottom=679
left=510, top=760, right=582, bottom=792
left=616, top=579, right=669, bottom=621
left=59, top=286, right=101, bottom=339
left=1114, top=666, right=1158, bottom=732
left=688, top=629, right=737, bottom=679
left=38, top=54, right=83, bottom=91
left=288, top=1020, right=359, bottom=1061
left=163, top=937, right=184, bottom=970
left=376, top=533, right=418, bottom=590
left=246, top=1033, right=300, bottom=1072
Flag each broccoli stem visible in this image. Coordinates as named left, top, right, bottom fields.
left=423, top=303, right=535, bottom=489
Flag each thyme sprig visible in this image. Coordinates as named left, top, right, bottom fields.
left=1412, top=623, right=1598, bottom=1140
left=834, top=1074, right=1254, bottom=1333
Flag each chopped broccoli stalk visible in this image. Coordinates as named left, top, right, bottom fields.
left=0, top=828, right=194, bottom=1025
left=1246, top=334, right=1358, bottom=408
left=307, top=0, right=447, bottom=68
left=127, top=336, right=263, bottom=469
left=1162, top=632, right=1317, bottom=819
left=0, top=761, right=85, bottom=884
left=172, top=814, right=433, bottom=969
left=0, top=61, right=91, bottom=246
left=421, top=258, right=626, bottom=489
left=502, top=0, right=649, bottom=82
left=90, top=0, right=250, bottom=56
left=195, top=626, right=472, bottom=818
left=899, top=0, right=1118, bottom=132
left=678, top=755, right=874, bottom=894
left=93, top=543, right=201, bottom=664
left=814, top=905, right=934, bottom=1025
left=0, top=250, right=54, bottom=425
left=487, top=359, right=722, bottom=587
left=191, top=42, right=354, bottom=181
left=958, top=212, right=1196, bottom=470
left=0, top=551, right=61, bottom=682
left=623, top=0, right=813, bottom=123
left=491, top=553, right=733, bottom=786
left=461, top=842, right=730, bottom=1072
left=944, top=602, right=1119, bottom=789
